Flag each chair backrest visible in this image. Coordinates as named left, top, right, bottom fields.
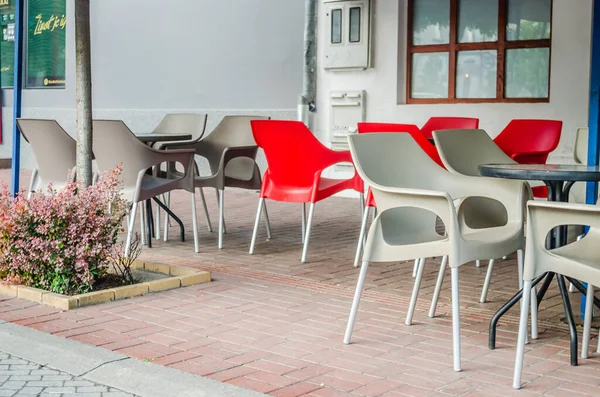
left=204, top=115, right=269, bottom=147
left=357, top=122, right=444, bottom=166
left=93, top=120, right=156, bottom=189
left=152, top=113, right=207, bottom=141
left=494, top=119, right=562, bottom=163
left=251, top=120, right=337, bottom=187
left=433, top=129, right=516, bottom=177
left=16, top=119, right=77, bottom=190
left=420, top=117, right=480, bottom=140
left=574, top=127, right=588, bottom=165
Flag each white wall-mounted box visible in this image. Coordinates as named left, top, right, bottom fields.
left=323, top=0, right=371, bottom=70
left=329, top=90, right=365, bottom=170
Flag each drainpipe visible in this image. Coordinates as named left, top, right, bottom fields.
left=298, top=0, right=317, bottom=128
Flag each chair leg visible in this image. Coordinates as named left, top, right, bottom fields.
left=451, top=267, right=461, bottom=372
left=198, top=187, right=213, bottom=232
left=216, top=189, right=227, bottom=234
left=163, top=192, right=171, bottom=242
left=406, top=258, right=426, bottom=326
left=582, top=284, right=595, bottom=359
left=301, top=203, right=315, bottom=263
left=140, top=204, right=146, bottom=246
left=412, top=260, right=419, bottom=278
left=344, top=260, right=370, bottom=344
left=530, top=284, right=539, bottom=340
left=517, top=249, right=528, bottom=344
left=359, top=192, right=364, bottom=219
left=191, top=192, right=199, bottom=253
left=249, top=198, right=265, bottom=255
left=301, top=203, right=306, bottom=243
left=480, top=259, right=495, bottom=303
left=476, top=260, right=481, bottom=268
left=218, top=189, right=225, bottom=249
left=513, top=279, right=533, bottom=389
left=354, top=206, right=371, bottom=268
left=155, top=199, right=161, bottom=241
left=570, top=235, right=585, bottom=293
left=125, top=202, right=138, bottom=258
left=263, top=201, right=272, bottom=239
left=429, top=255, right=448, bottom=318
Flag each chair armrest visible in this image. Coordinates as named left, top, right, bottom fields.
left=527, top=201, right=600, bottom=247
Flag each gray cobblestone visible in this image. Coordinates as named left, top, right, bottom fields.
left=0, top=354, right=138, bottom=397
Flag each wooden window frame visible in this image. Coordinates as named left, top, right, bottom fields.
left=406, top=0, right=552, bottom=104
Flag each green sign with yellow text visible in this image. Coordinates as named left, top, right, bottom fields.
left=26, top=0, right=66, bottom=88
left=0, top=0, right=15, bottom=88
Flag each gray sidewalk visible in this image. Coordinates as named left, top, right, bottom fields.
left=0, top=321, right=265, bottom=397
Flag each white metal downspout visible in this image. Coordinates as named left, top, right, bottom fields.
left=298, top=0, right=318, bottom=128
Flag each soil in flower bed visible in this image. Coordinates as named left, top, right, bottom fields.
left=84, top=269, right=170, bottom=295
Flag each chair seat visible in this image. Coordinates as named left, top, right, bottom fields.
left=263, top=177, right=358, bottom=203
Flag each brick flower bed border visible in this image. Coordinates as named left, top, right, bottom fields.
left=0, top=260, right=211, bottom=310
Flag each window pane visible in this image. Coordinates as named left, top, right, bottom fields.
left=412, top=0, right=449, bottom=45
left=456, top=50, right=497, bottom=98
left=349, top=7, right=361, bottom=43
left=411, top=52, right=449, bottom=98
left=507, top=0, right=551, bottom=41
left=505, top=48, right=549, bottom=98
left=458, top=0, right=498, bottom=43
left=331, top=9, right=342, bottom=44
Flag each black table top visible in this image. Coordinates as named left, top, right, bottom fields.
left=479, top=163, right=600, bottom=182
left=136, top=133, right=192, bottom=143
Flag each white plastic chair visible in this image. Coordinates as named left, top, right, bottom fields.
left=16, top=119, right=77, bottom=197
left=344, top=133, right=527, bottom=372
left=513, top=200, right=600, bottom=389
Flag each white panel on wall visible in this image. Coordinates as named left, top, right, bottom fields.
left=329, top=90, right=365, bottom=170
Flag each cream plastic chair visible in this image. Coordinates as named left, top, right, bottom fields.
left=344, top=133, right=527, bottom=372
left=93, top=120, right=200, bottom=255
left=16, top=119, right=77, bottom=197
left=162, top=116, right=271, bottom=249
left=433, top=129, right=535, bottom=296
left=513, top=200, right=600, bottom=389
left=151, top=113, right=211, bottom=239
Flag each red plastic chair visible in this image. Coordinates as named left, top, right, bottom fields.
left=249, top=120, right=364, bottom=263
left=494, top=119, right=563, bottom=198
left=420, top=117, right=480, bottom=140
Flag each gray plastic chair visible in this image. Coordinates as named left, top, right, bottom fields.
left=150, top=113, right=211, bottom=240
left=514, top=200, right=600, bottom=389
left=344, top=133, right=527, bottom=372
left=152, top=113, right=208, bottom=150
left=162, top=115, right=272, bottom=249
left=433, top=129, right=535, bottom=300
left=16, top=119, right=77, bottom=197
left=92, top=120, right=199, bottom=255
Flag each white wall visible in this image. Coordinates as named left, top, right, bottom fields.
left=314, top=0, right=593, bottom=164
left=1, top=0, right=305, bottom=169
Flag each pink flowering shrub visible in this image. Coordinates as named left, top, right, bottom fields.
left=0, top=167, right=128, bottom=295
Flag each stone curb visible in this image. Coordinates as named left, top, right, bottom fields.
left=0, top=259, right=211, bottom=310
left=0, top=322, right=266, bottom=397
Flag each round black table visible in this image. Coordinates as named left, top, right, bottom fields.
left=479, top=163, right=600, bottom=367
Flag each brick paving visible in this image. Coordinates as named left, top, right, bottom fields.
left=0, top=352, right=137, bottom=397
left=1, top=169, right=600, bottom=396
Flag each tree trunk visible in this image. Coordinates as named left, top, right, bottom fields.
left=75, top=0, right=93, bottom=187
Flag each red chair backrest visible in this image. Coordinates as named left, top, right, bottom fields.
left=493, top=119, right=562, bottom=164
left=357, top=122, right=444, bottom=167
left=420, top=117, right=480, bottom=140
left=251, top=120, right=338, bottom=187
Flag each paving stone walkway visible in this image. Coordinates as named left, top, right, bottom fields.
left=0, top=353, right=137, bottom=397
